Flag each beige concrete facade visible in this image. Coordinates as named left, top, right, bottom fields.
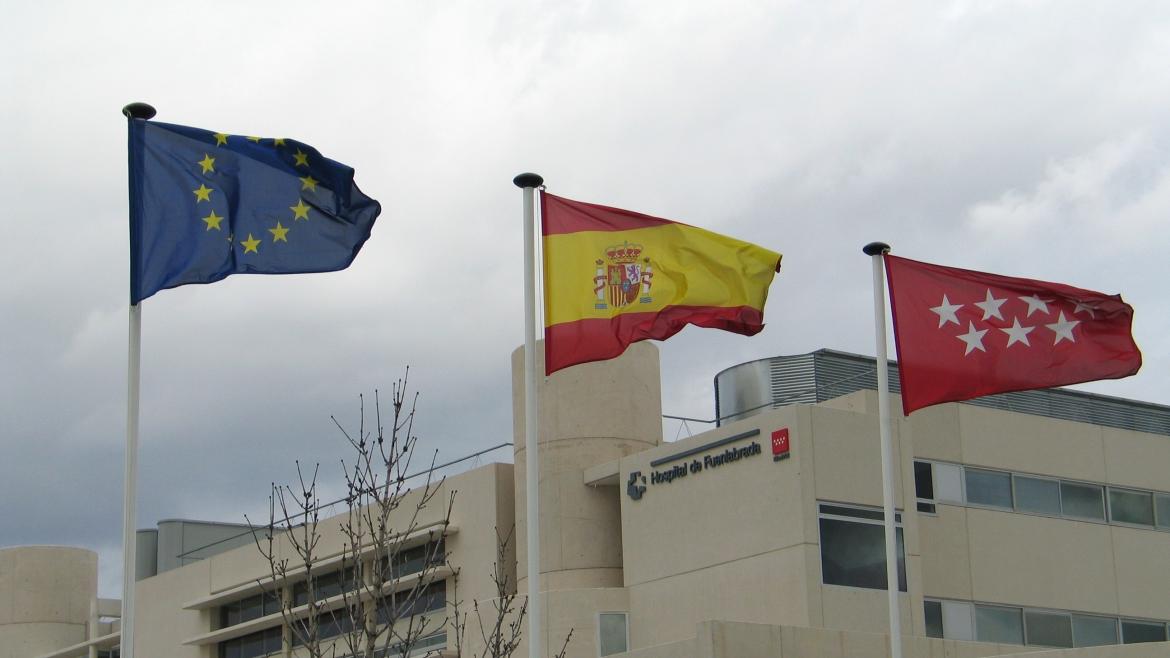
left=8, top=345, right=1170, bottom=658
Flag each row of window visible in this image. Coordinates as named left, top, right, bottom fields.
left=818, top=503, right=907, bottom=592
left=219, top=539, right=446, bottom=630
left=924, top=599, right=1170, bottom=647
left=219, top=580, right=447, bottom=658
left=915, top=460, right=1170, bottom=530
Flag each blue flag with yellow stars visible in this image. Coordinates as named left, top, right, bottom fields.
left=127, top=119, right=381, bottom=304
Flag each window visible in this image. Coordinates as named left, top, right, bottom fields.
left=965, top=469, right=1013, bottom=509
left=1156, top=494, right=1170, bottom=529
left=818, top=504, right=906, bottom=592
left=220, top=590, right=281, bottom=629
left=219, top=626, right=282, bottom=658
left=1072, top=615, right=1118, bottom=647
left=975, top=605, right=1023, bottom=645
left=386, top=539, right=446, bottom=579
left=1014, top=476, right=1061, bottom=516
left=924, top=600, right=943, bottom=638
left=294, top=566, right=358, bottom=606
left=1024, top=610, right=1072, bottom=647
left=940, top=600, right=974, bottom=641
left=1110, top=488, right=1155, bottom=526
left=1121, top=620, right=1168, bottom=644
left=914, top=461, right=935, bottom=513
left=598, top=612, right=629, bottom=656
left=377, top=580, right=447, bottom=623
left=928, top=600, right=1169, bottom=649
left=1060, top=482, right=1105, bottom=521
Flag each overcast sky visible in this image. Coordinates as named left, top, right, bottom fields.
left=3, top=1, right=1168, bottom=597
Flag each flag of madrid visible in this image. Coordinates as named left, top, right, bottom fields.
left=884, top=255, right=1142, bottom=415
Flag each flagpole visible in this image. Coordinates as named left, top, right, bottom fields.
left=120, top=101, right=155, bottom=658
left=514, top=172, right=544, bottom=658
left=121, top=304, right=142, bottom=658
left=863, top=241, right=902, bottom=658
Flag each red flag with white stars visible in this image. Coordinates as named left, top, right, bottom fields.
left=884, top=254, right=1142, bottom=415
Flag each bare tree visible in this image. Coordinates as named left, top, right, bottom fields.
left=250, top=372, right=453, bottom=658
left=450, top=528, right=572, bottom=658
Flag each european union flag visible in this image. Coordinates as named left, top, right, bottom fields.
left=127, top=119, right=381, bottom=303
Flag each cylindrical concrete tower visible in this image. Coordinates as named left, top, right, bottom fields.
left=512, top=340, right=663, bottom=592
left=0, top=545, right=98, bottom=658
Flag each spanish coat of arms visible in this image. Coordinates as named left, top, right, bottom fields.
left=594, top=242, right=653, bottom=309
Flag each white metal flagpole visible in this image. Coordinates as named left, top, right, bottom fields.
left=120, top=303, right=142, bottom=658
left=863, top=241, right=902, bottom=658
left=120, top=101, right=156, bottom=658
left=514, top=172, right=544, bottom=658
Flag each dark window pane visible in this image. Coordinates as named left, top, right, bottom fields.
left=975, top=605, right=1023, bottom=645
left=1122, top=620, right=1167, bottom=644
left=263, top=626, right=283, bottom=652
left=924, top=601, right=944, bottom=639
left=1156, top=494, right=1170, bottom=529
left=263, top=590, right=281, bottom=616
left=917, top=502, right=937, bottom=514
left=1025, top=610, right=1072, bottom=647
left=1061, top=482, right=1105, bottom=520
left=818, top=504, right=900, bottom=523
left=239, top=595, right=262, bottom=623
left=1110, top=489, right=1154, bottom=526
left=1015, top=477, right=1061, bottom=515
left=966, top=469, right=1013, bottom=508
left=239, top=631, right=264, bottom=658
left=818, top=518, right=906, bottom=591
left=1072, top=615, right=1118, bottom=647
left=219, top=638, right=241, bottom=658
left=221, top=601, right=240, bottom=628
left=915, top=461, right=935, bottom=500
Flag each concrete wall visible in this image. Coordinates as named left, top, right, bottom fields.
left=0, top=546, right=97, bottom=658
left=619, top=405, right=813, bottom=648
left=510, top=340, right=662, bottom=653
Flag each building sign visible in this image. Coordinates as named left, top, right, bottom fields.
left=626, top=428, right=787, bottom=500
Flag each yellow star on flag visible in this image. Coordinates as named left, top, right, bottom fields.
left=246, top=136, right=261, bottom=142
left=193, top=184, right=213, bottom=202
left=197, top=154, right=215, bottom=174
left=300, top=175, right=318, bottom=192
left=293, top=149, right=309, bottom=167
left=240, top=234, right=261, bottom=253
left=213, top=133, right=229, bottom=146
left=202, top=210, right=224, bottom=231
left=273, top=138, right=286, bottom=147
left=269, top=222, right=290, bottom=242
left=290, top=199, right=311, bottom=221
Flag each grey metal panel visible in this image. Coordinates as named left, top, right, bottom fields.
left=711, top=348, right=1170, bottom=437
left=135, top=529, right=158, bottom=581
left=715, top=358, right=779, bottom=425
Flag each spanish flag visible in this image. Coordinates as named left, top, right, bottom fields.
left=542, top=192, right=782, bottom=375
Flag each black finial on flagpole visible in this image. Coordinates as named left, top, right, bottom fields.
left=513, top=172, right=544, bottom=189
left=122, top=103, right=156, bottom=120
left=863, top=242, right=891, bottom=256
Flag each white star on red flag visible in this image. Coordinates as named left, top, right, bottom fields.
left=930, top=294, right=963, bottom=327
left=1046, top=311, right=1080, bottom=344
left=974, top=288, right=1007, bottom=321
left=1000, top=317, right=1034, bottom=347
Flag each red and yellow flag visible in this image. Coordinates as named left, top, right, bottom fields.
left=541, top=192, right=782, bottom=375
